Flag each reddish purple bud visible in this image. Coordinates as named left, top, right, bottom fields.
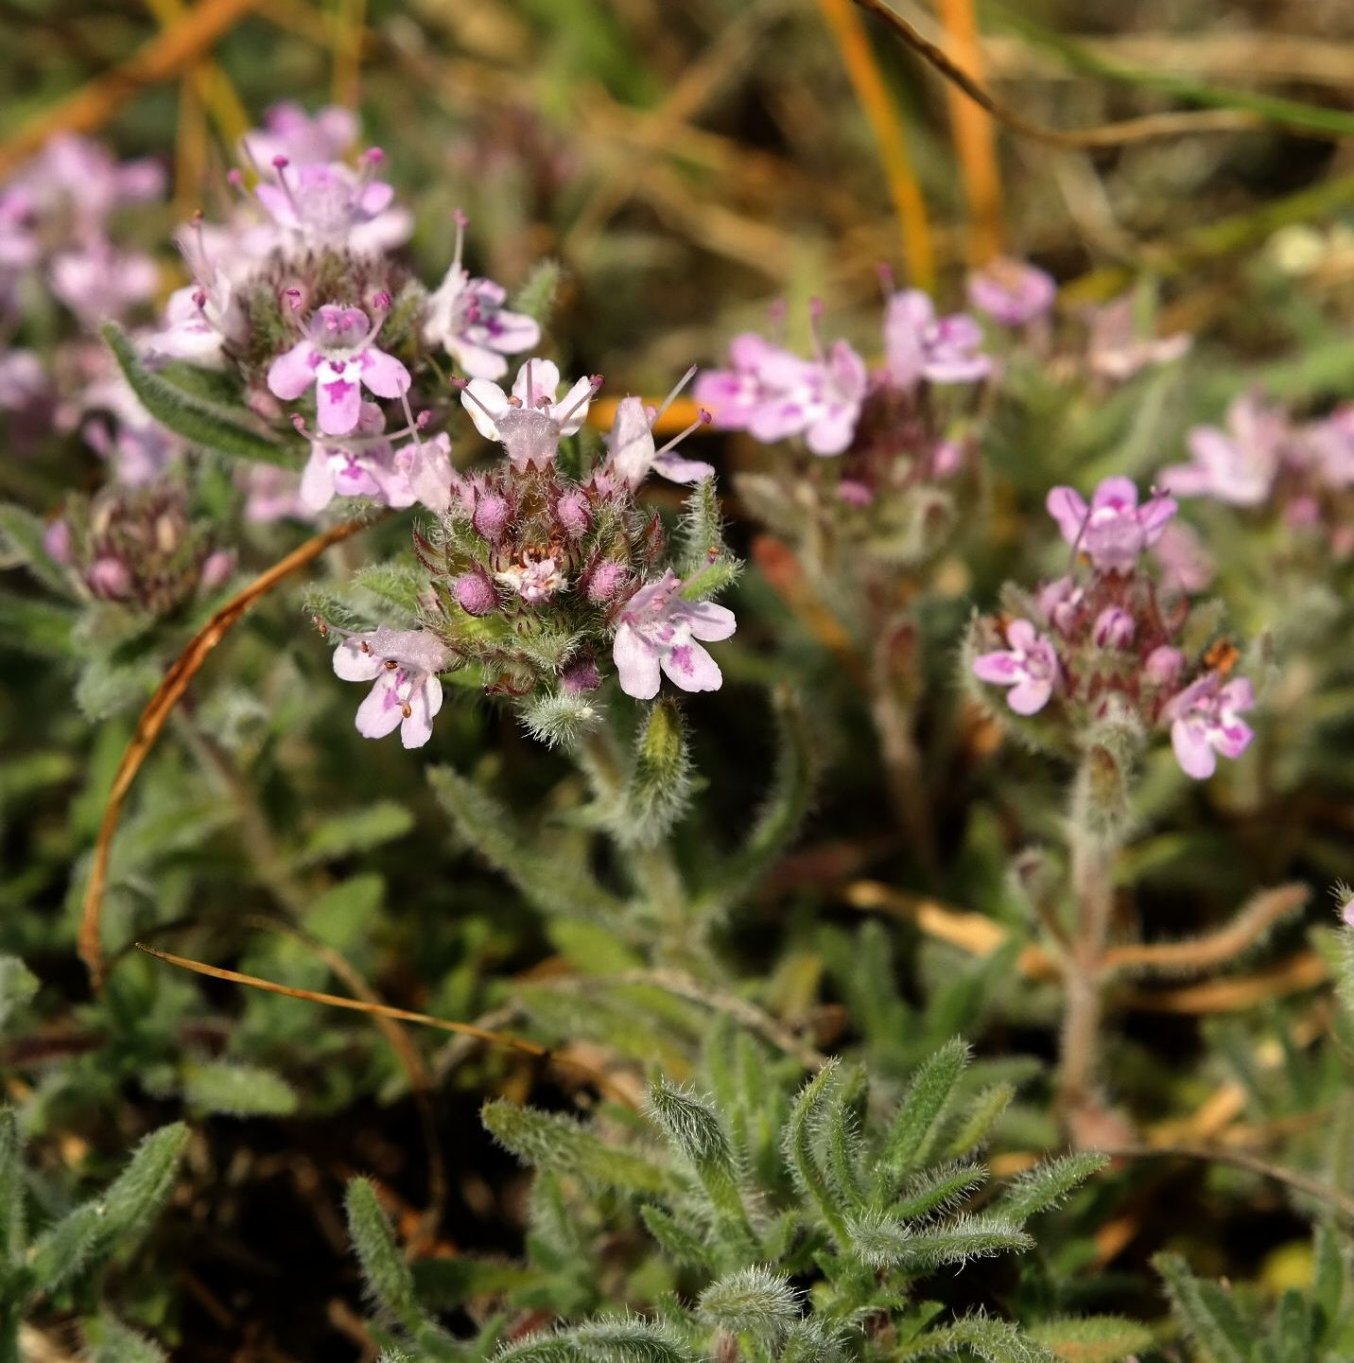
left=1144, top=645, right=1185, bottom=688
left=561, top=658, right=602, bottom=695
left=454, top=570, right=499, bottom=616
left=199, top=549, right=237, bottom=592
left=555, top=489, right=591, bottom=538
left=837, top=479, right=874, bottom=508
left=471, top=493, right=510, bottom=542
left=43, top=518, right=72, bottom=565
left=586, top=560, right=629, bottom=604
left=1093, top=607, right=1135, bottom=650
left=87, top=556, right=133, bottom=600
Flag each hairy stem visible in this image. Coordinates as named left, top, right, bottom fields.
left=1058, top=826, right=1118, bottom=1130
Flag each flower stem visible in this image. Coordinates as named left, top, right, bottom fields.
left=1057, top=824, right=1118, bottom=1131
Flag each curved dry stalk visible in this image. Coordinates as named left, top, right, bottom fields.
left=1105, top=884, right=1309, bottom=977
left=79, top=518, right=374, bottom=990
left=1121, top=951, right=1330, bottom=1014
left=135, top=944, right=640, bottom=1109
left=1098, top=1143, right=1354, bottom=1221
left=0, top=0, right=264, bottom=179
left=853, top=0, right=1267, bottom=149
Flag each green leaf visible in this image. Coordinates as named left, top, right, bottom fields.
left=847, top=1210, right=1032, bottom=1271
left=429, top=765, right=625, bottom=922
left=74, top=654, right=164, bottom=720
left=697, top=1265, right=799, bottom=1340
left=29, top=1122, right=188, bottom=1293
left=618, top=700, right=693, bottom=848
left=880, top=1038, right=970, bottom=1181
left=0, top=957, right=39, bottom=1032
left=0, top=1108, right=23, bottom=1264
left=86, top=1316, right=169, bottom=1363
left=0, top=590, right=78, bottom=660
left=346, top=1177, right=419, bottom=1320
left=675, top=476, right=738, bottom=586
left=1155, top=1252, right=1252, bottom=1363
left=696, top=686, right=815, bottom=918
left=994, top=1152, right=1107, bottom=1223
left=1026, top=1316, right=1154, bottom=1363
left=102, top=323, right=289, bottom=464
left=639, top=1205, right=712, bottom=1271
left=0, top=503, right=74, bottom=594
left=510, top=259, right=562, bottom=325
left=182, top=1061, right=299, bottom=1117
left=496, top=1320, right=697, bottom=1363
left=482, top=1099, right=669, bottom=1194
left=783, top=1059, right=850, bottom=1244
left=646, top=1078, right=733, bottom=1174
left=297, top=801, right=416, bottom=866
left=908, top=1316, right=1053, bottom=1363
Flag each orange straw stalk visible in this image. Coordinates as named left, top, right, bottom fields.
left=935, top=0, right=1004, bottom=265
left=815, top=0, right=935, bottom=291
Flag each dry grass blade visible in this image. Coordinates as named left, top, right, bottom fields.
left=852, top=0, right=1267, bottom=149
left=78, top=518, right=372, bottom=991
left=135, top=944, right=638, bottom=1107
left=0, top=0, right=264, bottom=179
left=1122, top=952, right=1330, bottom=1014
left=815, top=0, right=935, bottom=288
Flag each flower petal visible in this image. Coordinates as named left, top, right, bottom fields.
left=359, top=347, right=411, bottom=399
left=661, top=641, right=723, bottom=693
left=267, top=340, right=317, bottom=400
left=613, top=624, right=661, bottom=700
left=333, top=638, right=385, bottom=681
left=354, top=675, right=404, bottom=738
left=1171, top=716, right=1217, bottom=780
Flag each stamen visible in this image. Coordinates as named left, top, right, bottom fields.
left=653, top=364, right=698, bottom=425
left=555, top=375, right=604, bottom=426
left=271, top=156, right=303, bottom=219
left=653, top=410, right=710, bottom=458
left=453, top=378, right=503, bottom=426
left=451, top=207, right=468, bottom=274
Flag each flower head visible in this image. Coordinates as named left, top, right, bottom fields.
left=267, top=303, right=411, bottom=436
left=299, top=403, right=452, bottom=514
left=333, top=627, right=450, bottom=748
left=461, top=357, right=597, bottom=471
left=254, top=155, right=408, bottom=252
left=612, top=570, right=736, bottom=699
left=1163, top=673, right=1255, bottom=780
left=423, top=212, right=540, bottom=379
left=972, top=618, right=1059, bottom=715
left=1046, top=476, right=1176, bottom=575
left=884, top=289, right=992, bottom=391
left=240, top=103, right=359, bottom=169
left=967, top=257, right=1056, bottom=327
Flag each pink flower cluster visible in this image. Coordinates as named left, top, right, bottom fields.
left=971, top=476, right=1256, bottom=781
left=1160, top=392, right=1354, bottom=557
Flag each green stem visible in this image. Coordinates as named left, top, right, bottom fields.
left=1057, top=825, right=1119, bottom=1131
left=574, top=722, right=695, bottom=963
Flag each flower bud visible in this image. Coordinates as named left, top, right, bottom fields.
left=554, top=488, right=591, bottom=537
left=1093, top=607, right=1135, bottom=650
left=837, top=479, right=873, bottom=508
left=471, top=492, right=510, bottom=542
left=1144, top=645, right=1184, bottom=688
left=586, top=560, right=629, bottom=604
left=87, top=556, right=133, bottom=600
left=561, top=657, right=601, bottom=694
left=43, top=518, right=72, bottom=565
left=454, top=569, right=499, bottom=616
left=199, top=549, right=237, bottom=592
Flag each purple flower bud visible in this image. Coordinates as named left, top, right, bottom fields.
left=454, top=570, right=499, bottom=616
left=199, top=549, right=237, bottom=591
left=471, top=492, right=510, bottom=542
left=555, top=488, right=591, bottom=538
left=1144, top=645, right=1184, bottom=688
left=87, top=556, right=133, bottom=600
left=1037, top=576, right=1083, bottom=636
left=586, top=560, right=629, bottom=604
left=1093, top=607, right=1135, bottom=649
left=931, top=438, right=965, bottom=479
left=561, top=658, right=601, bottom=694
left=43, top=517, right=72, bottom=565
left=837, top=479, right=874, bottom=508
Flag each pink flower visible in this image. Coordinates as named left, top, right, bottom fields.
left=1164, top=674, right=1255, bottom=780
left=238, top=464, right=308, bottom=523
left=605, top=389, right=714, bottom=489
left=1086, top=294, right=1191, bottom=382
left=254, top=155, right=409, bottom=252
left=423, top=212, right=540, bottom=380
left=240, top=103, right=359, bottom=169
left=11, top=135, right=164, bottom=230
left=693, top=326, right=867, bottom=456
left=972, top=618, right=1059, bottom=715
left=1303, top=405, right=1354, bottom=491
left=1046, top=476, right=1176, bottom=575
left=298, top=403, right=452, bottom=513
left=267, top=304, right=411, bottom=436
left=612, top=570, right=736, bottom=699
left=461, top=357, right=596, bottom=471
left=50, top=240, right=159, bottom=325
left=1152, top=520, right=1213, bottom=594
left=333, top=627, right=450, bottom=749
left=884, top=289, right=992, bottom=390
left=1160, top=394, right=1289, bottom=507
left=966, top=258, right=1056, bottom=327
